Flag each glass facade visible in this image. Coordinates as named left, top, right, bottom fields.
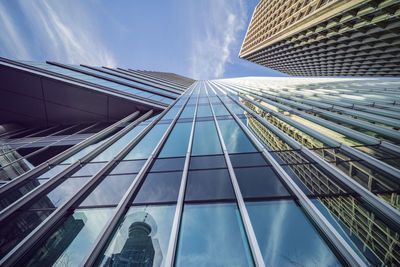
left=0, top=58, right=399, bottom=267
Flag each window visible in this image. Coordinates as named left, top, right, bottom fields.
left=191, top=121, right=222, bottom=156
left=133, top=171, right=182, bottom=204
left=217, top=119, right=257, bottom=154
left=158, top=122, right=191, bottom=158
left=234, top=167, right=290, bottom=199
left=150, top=157, right=185, bottom=172
left=189, top=155, right=226, bottom=170
left=185, top=169, right=235, bottom=201
left=175, top=203, right=253, bottom=266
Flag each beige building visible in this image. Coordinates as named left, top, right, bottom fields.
left=239, top=0, right=400, bottom=76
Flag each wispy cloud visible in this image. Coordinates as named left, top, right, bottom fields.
left=188, top=0, right=247, bottom=80
left=0, top=1, right=116, bottom=66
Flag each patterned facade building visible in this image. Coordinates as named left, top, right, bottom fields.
left=239, top=0, right=400, bottom=76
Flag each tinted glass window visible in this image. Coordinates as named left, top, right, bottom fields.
left=175, top=203, right=253, bottom=267
left=159, top=122, right=191, bottom=158
left=217, top=119, right=257, bottom=154
left=185, top=169, right=234, bottom=201
left=80, top=174, right=136, bottom=206
left=180, top=105, right=196, bottom=119
left=191, top=121, right=222, bottom=156
left=213, top=103, right=230, bottom=116
left=16, top=208, right=114, bottom=266
left=234, top=167, right=290, bottom=199
left=124, top=124, right=169, bottom=160
left=229, top=152, right=269, bottom=167
left=133, top=171, right=182, bottom=204
left=71, top=162, right=107, bottom=177
left=97, top=205, right=175, bottom=266
left=150, top=157, right=185, bottom=172
left=197, top=103, right=212, bottom=117
left=109, top=160, right=146, bottom=175
left=246, top=200, right=341, bottom=266
left=189, top=155, right=226, bottom=170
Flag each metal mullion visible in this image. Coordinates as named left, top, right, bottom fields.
left=126, top=69, right=187, bottom=88
left=105, top=67, right=185, bottom=92
left=0, top=124, right=99, bottom=172
left=47, top=62, right=176, bottom=100
left=81, top=65, right=182, bottom=96
left=80, top=83, right=197, bottom=267
left=164, top=82, right=201, bottom=267
left=205, top=81, right=265, bottom=267
left=1, top=126, right=59, bottom=148
left=0, top=111, right=139, bottom=196
left=0, top=124, right=80, bottom=171
left=209, top=81, right=366, bottom=267
left=0, top=128, right=29, bottom=139
left=0, top=109, right=159, bottom=266
left=0, top=111, right=150, bottom=223
left=223, top=83, right=400, bottom=184
left=212, top=81, right=400, bottom=229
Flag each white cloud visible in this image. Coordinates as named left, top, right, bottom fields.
left=0, top=1, right=116, bottom=66
left=188, top=0, right=247, bottom=80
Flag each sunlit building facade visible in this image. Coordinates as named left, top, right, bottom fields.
left=0, top=58, right=399, bottom=266
left=239, top=0, right=400, bottom=76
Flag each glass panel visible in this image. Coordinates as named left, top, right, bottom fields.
left=229, top=153, right=269, bottom=167
left=158, top=122, right=191, bottom=158
left=189, top=155, right=226, bottom=170
left=234, top=167, right=290, bottom=199
left=133, top=171, right=182, bottom=204
left=97, top=205, right=175, bottom=266
left=217, top=119, right=257, bottom=154
left=246, top=200, right=341, bottom=266
left=93, top=125, right=146, bottom=162
left=185, top=169, right=235, bottom=201
left=213, top=103, right=230, bottom=116
left=71, top=162, right=107, bottom=177
left=109, top=160, right=146, bottom=175
left=31, top=177, right=90, bottom=209
left=175, top=203, right=254, bottom=267
left=196, top=103, right=212, bottom=117
left=191, top=121, right=222, bottom=156
left=179, top=105, right=196, bottom=119
left=124, top=124, right=169, bottom=160
left=80, top=174, right=136, bottom=207
left=16, top=208, right=114, bottom=266
left=37, top=164, right=70, bottom=179
left=150, top=157, right=185, bottom=172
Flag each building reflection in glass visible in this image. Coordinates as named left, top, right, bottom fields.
left=100, top=205, right=175, bottom=267
left=104, top=212, right=161, bottom=266
left=241, top=108, right=400, bottom=266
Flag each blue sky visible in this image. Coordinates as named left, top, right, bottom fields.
left=0, top=0, right=286, bottom=80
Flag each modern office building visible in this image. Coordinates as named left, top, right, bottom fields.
left=0, top=57, right=400, bottom=266
left=239, top=0, right=400, bottom=76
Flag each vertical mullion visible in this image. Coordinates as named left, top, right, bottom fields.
left=80, top=83, right=196, bottom=267
left=205, top=81, right=266, bottom=267
left=210, top=81, right=366, bottom=267
left=164, top=82, right=201, bottom=267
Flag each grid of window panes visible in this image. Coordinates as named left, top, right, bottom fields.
left=0, top=78, right=399, bottom=266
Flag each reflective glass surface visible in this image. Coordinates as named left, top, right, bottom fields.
left=71, top=162, right=107, bottom=177
left=189, top=155, right=226, bottom=170
left=175, top=203, right=254, bottom=266
left=93, top=125, right=146, bottom=162
left=246, top=200, right=341, bottom=266
left=125, top=124, right=169, bottom=160
left=80, top=174, right=136, bottom=206
left=217, top=119, right=257, bottom=153
left=197, top=103, right=212, bottom=117
left=191, top=121, right=222, bottom=156
left=16, top=208, right=114, bottom=266
left=158, top=122, right=191, bottom=158
left=229, top=153, right=269, bottom=167
left=185, top=169, right=235, bottom=201
left=234, top=167, right=290, bottom=199
left=109, top=160, right=146, bottom=175
left=97, top=205, right=175, bottom=266
left=150, top=157, right=185, bottom=172
left=133, top=171, right=182, bottom=204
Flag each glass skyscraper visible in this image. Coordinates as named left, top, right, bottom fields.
left=0, top=57, right=399, bottom=266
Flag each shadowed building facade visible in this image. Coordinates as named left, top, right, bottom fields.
left=239, top=0, right=400, bottom=76
left=0, top=58, right=399, bottom=266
